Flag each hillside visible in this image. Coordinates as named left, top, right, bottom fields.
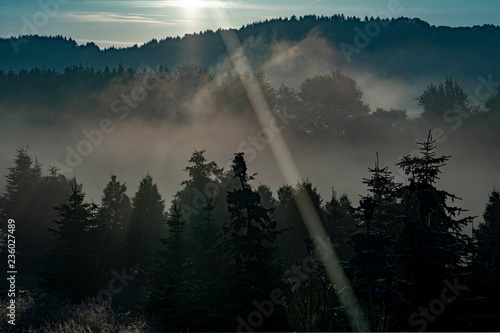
left=1, top=15, right=500, bottom=87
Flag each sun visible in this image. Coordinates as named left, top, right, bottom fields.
left=183, top=0, right=202, bottom=9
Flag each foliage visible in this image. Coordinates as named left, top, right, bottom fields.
left=284, top=274, right=340, bottom=332
left=41, top=179, right=107, bottom=298
left=471, top=190, right=500, bottom=299
left=298, top=70, right=369, bottom=136
left=126, top=174, right=166, bottom=272
left=394, top=131, right=474, bottom=307
left=416, top=77, right=472, bottom=122
left=219, top=153, right=287, bottom=329
left=98, top=175, right=132, bottom=269
left=0, top=290, right=163, bottom=333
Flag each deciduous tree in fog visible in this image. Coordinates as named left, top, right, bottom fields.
left=298, top=70, right=369, bottom=136
left=416, top=77, right=471, bottom=122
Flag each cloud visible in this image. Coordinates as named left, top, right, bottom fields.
left=60, top=11, right=176, bottom=25
left=85, top=0, right=314, bottom=11
left=260, top=31, right=339, bottom=87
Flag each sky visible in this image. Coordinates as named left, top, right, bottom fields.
left=1, top=0, right=500, bottom=48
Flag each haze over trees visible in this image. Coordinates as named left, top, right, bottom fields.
left=0, top=14, right=500, bottom=333
left=1, top=128, right=499, bottom=331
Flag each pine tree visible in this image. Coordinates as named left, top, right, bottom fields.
left=472, top=190, right=500, bottom=299
left=361, top=153, right=402, bottom=234
left=394, top=131, right=474, bottom=306
left=147, top=201, right=185, bottom=315
left=0, top=147, right=44, bottom=272
left=98, top=175, right=132, bottom=268
left=176, top=150, right=226, bottom=276
left=99, top=175, right=131, bottom=235
left=274, top=181, right=323, bottom=264
left=176, top=149, right=224, bottom=226
left=148, top=201, right=219, bottom=331
left=218, top=153, right=286, bottom=330
left=343, top=154, right=401, bottom=331
left=126, top=174, right=165, bottom=272
left=323, top=190, right=357, bottom=261
left=188, top=194, right=223, bottom=278
left=1, top=147, right=42, bottom=212
left=41, top=179, right=106, bottom=298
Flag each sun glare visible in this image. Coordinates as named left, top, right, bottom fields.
left=183, top=0, right=202, bottom=9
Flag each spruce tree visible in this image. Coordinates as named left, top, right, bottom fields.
left=42, top=179, right=106, bottom=298
left=188, top=193, right=223, bottom=278
left=146, top=202, right=185, bottom=319
left=176, top=150, right=226, bottom=278
left=471, top=190, right=500, bottom=300
left=98, top=175, right=131, bottom=268
left=394, top=131, right=474, bottom=307
left=275, top=181, right=323, bottom=264
left=126, top=174, right=165, bottom=272
left=343, top=155, right=401, bottom=331
left=361, top=153, right=402, bottom=234
left=0, top=147, right=44, bottom=272
left=219, top=153, right=286, bottom=330
left=176, top=149, right=224, bottom=226
left=148, top=201, right=219, bottom=331
left=323, top=190, right=357, bottom=261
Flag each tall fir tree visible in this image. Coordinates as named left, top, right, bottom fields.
left=0, top=147, right=43, bottom=272
left=218, top=153, right=287, bottom=330
left=361, top=153, right=402, bottom=234
left=323, top=189, right=357, bottom=261
left=147, top=201, right=217, bottom=331
left=176, top=149, right=225, bottom=227
left=343, top=154, right=402, bottom=332
left=98, top=175, right=132, bottom=269
left=471, top=190, right=500, bottom=300
left=394, top=131, right=474, bottom=317
left=41, top=179, right=106, bottom=298
left=126, top=174, right=165, bottom=272
left=147, top=202, right=185, bottom=319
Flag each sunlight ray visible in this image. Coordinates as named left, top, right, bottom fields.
left=206, top=5, right=369, bottom=332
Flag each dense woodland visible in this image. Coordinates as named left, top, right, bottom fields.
left=1, top=63, right=500, bottom=136
left=1, top=15, right=500, bottom=83
left=0, top=59, right=499, bottom=332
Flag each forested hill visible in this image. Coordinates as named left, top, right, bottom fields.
left=1, top=15, right=500, bottom=82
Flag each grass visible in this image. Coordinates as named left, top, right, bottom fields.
left=0, top=289, right=165, bottom=333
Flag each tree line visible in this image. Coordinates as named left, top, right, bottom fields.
left=0, top=135, right=499, bottom=331
left=2, top=15, right=499, bottom=76
left=1, top=64, right=500, bottom=145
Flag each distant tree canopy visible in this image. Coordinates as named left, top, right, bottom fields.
left=2, top=62, right=498, bottom=148
left=297, top=70, right=370, bottom=136
left=416, top=77, right=472, bottom=122
left=1, top=15, right=499, bottom=81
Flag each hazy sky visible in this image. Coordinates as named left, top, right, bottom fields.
left=1, top=0, right=499, bottom=48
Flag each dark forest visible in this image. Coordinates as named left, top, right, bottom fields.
left=1, top=14, right=500, bottom=333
